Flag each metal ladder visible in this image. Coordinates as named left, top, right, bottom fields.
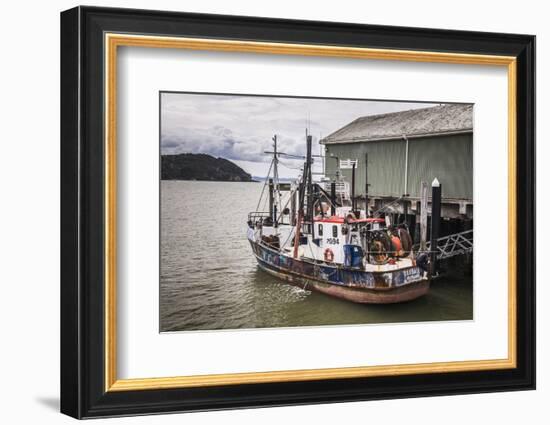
left=416, top=229, right=473, bottom=260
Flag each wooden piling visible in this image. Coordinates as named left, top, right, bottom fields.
left=351, top=162, right=356, bottom=213
left=430, top=178, right=442, bottom=275
left=420, top=181, right=428, bottom=251
left=364, top=153, right=369, bottom=215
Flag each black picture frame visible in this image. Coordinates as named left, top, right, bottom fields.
left=61, top=6, right=535, bottom=419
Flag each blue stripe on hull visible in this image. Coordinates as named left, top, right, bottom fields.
left=249, top=240, right=427, bottom=290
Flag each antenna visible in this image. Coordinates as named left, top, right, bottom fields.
left=320, top=132, right=324, bottom=177
left=305, top=112, right=312, bottom=136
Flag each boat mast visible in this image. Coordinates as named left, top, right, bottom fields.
left=293, top=131, right=314, bottom=258
left=305, top=133, right=314, bottom=237
left=292, top=180, right=304, bottom=258
left=272, top=135, right=280, bottom=227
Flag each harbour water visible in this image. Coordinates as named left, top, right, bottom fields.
left=160, top=180, right=473, bottom=332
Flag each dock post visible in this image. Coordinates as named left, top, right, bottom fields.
left=330, top=181, right=336, bottom=216
left=420, top=181, right=428, bottom=251
left=365, top=153, right=369, bottom=215
left=430, top=178, right=441, bottom=275
left=351, top=162, right=356, bottom=214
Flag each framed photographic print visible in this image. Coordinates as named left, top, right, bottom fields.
left=60, top=6, right=535, bottom=419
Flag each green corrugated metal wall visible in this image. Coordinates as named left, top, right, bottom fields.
left=324, top=133, right=472, bottom=200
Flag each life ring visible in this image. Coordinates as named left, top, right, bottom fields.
left=324, top=248, right=335, bottom=263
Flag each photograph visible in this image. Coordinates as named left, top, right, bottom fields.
left=159, top=93, right=474, bottom=332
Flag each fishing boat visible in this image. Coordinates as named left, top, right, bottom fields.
left=247, top=133, right=431, bottom=304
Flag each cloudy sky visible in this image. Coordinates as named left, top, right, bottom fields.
left=161, top=92, right=435, bottom=178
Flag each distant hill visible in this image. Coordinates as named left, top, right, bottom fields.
left=161, top=153, right=254, bottom=182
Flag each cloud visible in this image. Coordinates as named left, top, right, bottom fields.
left=160, top=92, right=438, bottom=177
left=161, top=125, right=272, bottom=162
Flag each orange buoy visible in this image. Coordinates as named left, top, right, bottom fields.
left=398, top=228, right=412, bottom=255
left=391, top=235, right=403, bottom=256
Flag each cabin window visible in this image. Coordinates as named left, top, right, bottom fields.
left=318, top=224, right=323, bottom=236
left=332, top=225, right=338, bottom=237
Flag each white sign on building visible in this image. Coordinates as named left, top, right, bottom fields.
left=339, top=159, right=358, bottom=169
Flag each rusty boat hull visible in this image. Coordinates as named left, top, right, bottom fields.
left=250, top=241, right=430, bottom=304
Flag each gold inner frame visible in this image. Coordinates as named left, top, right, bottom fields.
left=104, top=33, right=517, bottom=392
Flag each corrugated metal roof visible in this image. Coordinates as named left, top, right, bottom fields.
left=321, top=103, right=473, bottom=144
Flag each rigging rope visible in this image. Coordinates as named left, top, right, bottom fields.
left=254, top=159, right=274, bottom=212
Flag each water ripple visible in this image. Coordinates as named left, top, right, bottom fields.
left=160, top=181, right=473, bottom=332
